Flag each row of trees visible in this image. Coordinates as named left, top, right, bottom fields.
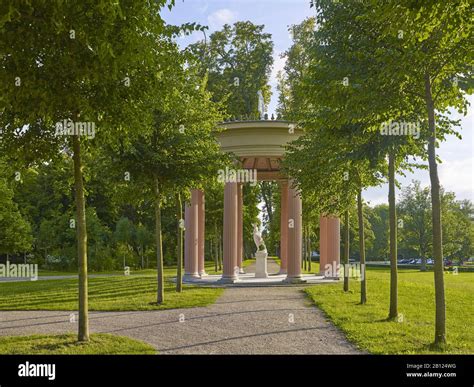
left=1, top=0, right=471, bottom=351
left=0, top=1, right=274, bottom=344
left=278, top=0, right=472, bottom=348
left=0, top=152, right=265, bottom=271
left=259, top=179, right=473, bottom=266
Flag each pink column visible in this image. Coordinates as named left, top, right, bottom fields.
left=285, top=183, right=304, bottom=283
left=237, top=183, right=244, bottom=274
left=184, top=193, right=199, bottom=279
left=279, top=180, right=289, bottom=274
left=197, top=190, right=207, bottom=277
left=184, top=204, right=191, bottom=275
left=220, top=182, right=239, bottom=283
left=326, top=216, right=341, bottom=278
left=319, top=216, right=328, bottom=275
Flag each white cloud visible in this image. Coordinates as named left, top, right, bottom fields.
left=207, top=9, right=237, bottom=30
left=439, top=157, right=474, bottom=201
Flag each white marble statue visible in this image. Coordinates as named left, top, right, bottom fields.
left=253, top=223, right=267, bottom=254
left=253, top=223, right=268, bottom=278
left=257, top=90, right=265, bottom=120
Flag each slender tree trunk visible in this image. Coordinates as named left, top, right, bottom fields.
left=308, top=230, right=312, bottom=272
left=214, top=223, right=219, bottom=272
left=303, top=225, right=307, bottom=271
left=154, top=177, right=164, bottom=304
left=218, top=231, right=223, bottom=270
left=357, top=189, right=367, bottom=304
left=300, top=226, right=306, bottom=270
left=343, top=210, right=350, bottom=292
left=176, top=193, right=183, bottom=292
left=424, top=73, right=446, bottom=346
left=388, top=150, right=398, bottom=320
left=306, top=224, right=311, bottom=271
left=72, top=135, right=89, bottom=342
left=210, top=239, right=213, bottom=270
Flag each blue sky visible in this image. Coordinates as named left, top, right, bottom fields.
left=163, top=0, right=473, bottom=205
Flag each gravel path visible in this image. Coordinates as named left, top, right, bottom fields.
left=0, top=260, right=360, bottom=354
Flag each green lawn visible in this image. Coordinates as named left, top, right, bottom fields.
left=39, top=270, right=78, bottom=277
left=242, top=258, right=256, bottom=268
left=38, top=268, right=190, bottom=277
left=38, top=269, right=158, bottom=277
left=0, top=263, right=223, bottom=311
left=0, top=334, right=156, bottom=354
left=305, top=267, right=474, bottom=354
left=270, top=257, right=319, bottom=274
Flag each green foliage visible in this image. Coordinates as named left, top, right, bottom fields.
left=0, top=177, right=32, bottom=255
left=114, top=45, right=226, bottom=195
left=366, top=205, right=390, bottom=261
left=398, top=181, right=433, bottom=263
left=398, top=181, right=474, bottom=262
left=0, top=0, right=171, bottom=146
left=36, top=207, right=112, bottom=271
left=188, top=21, right=274, bottom=119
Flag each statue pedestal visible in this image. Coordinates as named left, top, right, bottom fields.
left=255, top=251, right=268, bottom=278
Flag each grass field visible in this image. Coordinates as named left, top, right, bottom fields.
left=0, top=334, right=156, bottom=354
left=305, top=267, right=474, bottom=354
left=271, top=257, right=319, bottom=274
left=0, top=263, right=223, bottom=311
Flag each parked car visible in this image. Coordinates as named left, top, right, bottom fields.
left=427, top=259, right=434, bottom=265
left=444, top=259, right=453, bottom=266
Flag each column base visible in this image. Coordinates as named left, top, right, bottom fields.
left=284, top=276, right=307, bottom=284
left=239, top=268, right=246, bottom=274
left=217, top=275, right=240, bottom=284
left=199, top=271, right=208, bottom=277
left=183, top=273, right=201, bottom=281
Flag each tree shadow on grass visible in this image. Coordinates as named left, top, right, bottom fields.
left=30, top=335, right=82, bottom=353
